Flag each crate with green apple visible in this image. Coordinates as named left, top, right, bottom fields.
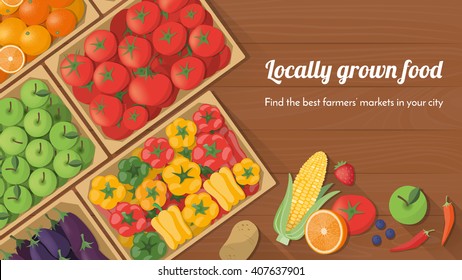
left=0, top=66, right=107, bottom=238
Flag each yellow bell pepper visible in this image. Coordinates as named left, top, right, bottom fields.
left=203, top=167, right=246, bottom=211
left=232, top=158, right=261, bottom=186
left=118, top=235, right=134, bottom=248
left=151, top=206, right=193, bottom=250
left=136, top=180, right=167, bottom=211
left=162, top=157, right=201, bottom=196
left=166, top=118, right=197, bottom=149
left=89, top=175, right=126, bottom=210
left=131, top=147, right=143, bottom=159
left=122, top=184, right=138, bottom=204
left=182, top=193, right=219, bottom=228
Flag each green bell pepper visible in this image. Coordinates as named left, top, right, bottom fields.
left=118, top=157, right=150, bottom=189
left=130, top=232, right=167, bottom=260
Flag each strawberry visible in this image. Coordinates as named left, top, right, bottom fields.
left=334, top=161, right=355, bottom=186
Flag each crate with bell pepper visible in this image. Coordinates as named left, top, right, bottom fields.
left=76, top=92, right=276, bottom=260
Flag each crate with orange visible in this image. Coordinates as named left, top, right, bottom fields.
left=0, top=0, right=101, bottom=87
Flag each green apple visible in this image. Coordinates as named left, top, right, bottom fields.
left=25, top=139, right=55, bottom=168
left=0, top=177, right=5, bottom=197
left=0, top=148, right=4, bottom=166
left=2, top=156, right=30, bottom=185
left=0, top=204, right=10, bottom=229
left=0, top=126, right=29, bottom=155
left=389, top=186, right=428, bottom=225
left=47, top=103, right=72, bottom=123
left=3, top=185, right=32, bottom=214
left=57, top=176, right=68, bottom=187
left=41, top=94, right=62, bottom=110
left=72, top=137, right=95, bottom=169
left=20, top=79, right=50, bottom=108
left=23, top=109, right=53, bottom=138
left=28, top=168, right=57, bottom=197
left=49, top=122, right=79, bottom=150
left=53, top=150, right=82, bottom=179
left=0, top=98, right=24, bottom=127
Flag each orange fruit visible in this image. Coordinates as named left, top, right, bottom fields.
left=47, top=0, right=73, bottom=8
left=65, top=0, right=84, bottom=22
left=1, top=9, right=18, bottom=20
left=19, top=25, right=51, bottom=56
left=0, top=45, right=25, bottom=73
left=26, top=54, right=36, bottom=63
left=46, top=8, right=76, bottom=37
left=18, top=0, right=50, bottom=25
left=0, top=1, right=18, bottom=15
left=0, top=17, right=26, bottom=46
left=1, top=0, right=23, bottom=7
left=0, top=69, right=9, bottom=83
left=305, top=210, right=348, bottom=255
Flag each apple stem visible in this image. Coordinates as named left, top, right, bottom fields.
left=9, top=101, right=12, bottom=112
left=397, top=195, right=410, bottom=206
left=12, top=138, right=23, bottom=145
left=39, top=142, right=42, bottom=154
left=67, top=153, right=70, bottom=164
left=34, top=83, right=37, bottom=94
left=42, top=172, right=45, bottom=183
left=37, top=112, right=41, bottom=124
left=5, top=168, right=16, bottom=171
left=63, top=125, right=66, bottom=136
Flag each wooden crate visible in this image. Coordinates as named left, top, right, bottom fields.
left=0, top=191, right=123, bottom=260
left=0, top=66, right=108, bottom=239
left=0, top=0, right=102, bottom=91
left=46, top=0, right=246, bottom=154
left=93, top=0, right=125, bottom=15
left=75, top=91, right=276, bottom=259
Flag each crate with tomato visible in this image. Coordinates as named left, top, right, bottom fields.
left=46, top=0, right=245, bottom=154
left=75, top=92, right=275, bottom=260
left=0, top=0, right=102, bottom=87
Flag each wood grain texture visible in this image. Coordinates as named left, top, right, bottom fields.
left=209, top=0, right=462, bottom=44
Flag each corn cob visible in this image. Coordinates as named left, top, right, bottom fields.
left=286, top=151, right=327, bottom=231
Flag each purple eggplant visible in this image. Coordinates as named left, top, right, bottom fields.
left=0, top=249, right=24, bottom=260
left=53, top=210, right=108, bottom=259
left=30, top=242, right=56, bottom=260
left=36, top=228, right=71, bottom=259
left=10, top=235, right=31, bottom=260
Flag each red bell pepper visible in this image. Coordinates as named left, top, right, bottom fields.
left=141, top=137, right=175, bottom=168
left=216, top=125, right=247, bottom=166
left=192, top=133, right=233, bottom=171
left=109, top=203, right=147, bottom=237
left=193, top=104, right=224, bottom=133
left=242, top=184, right=260, bottom=197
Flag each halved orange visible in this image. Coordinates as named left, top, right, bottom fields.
left=1, top=0, right=23, bottom=8
left=0, top=45, right=25, bottom=74
left=305, top=209, right=348, bottom=255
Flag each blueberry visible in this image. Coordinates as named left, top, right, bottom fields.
left=372, top=235, right=382, bottom=246
left=375, top=219, right=386, bottom=230
left=385, top=228, right=396, bottom=240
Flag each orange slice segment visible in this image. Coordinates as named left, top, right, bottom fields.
left=1, top=0, right=23, bottom=8
left=305, top=209, right=348, bottom=255
left=0, top=45, right=25, bottom=74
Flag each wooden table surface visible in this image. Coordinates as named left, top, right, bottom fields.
left=174, top=0, right=462, bottom=260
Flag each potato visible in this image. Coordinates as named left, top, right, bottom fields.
left=219, top=220, right=259, bottom=260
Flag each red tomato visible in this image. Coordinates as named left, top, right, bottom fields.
left=180, top=4, right=205, bottom=29
left=152, top=22, right=187, bottom=56
left=126, top=2, right=161, bottom=35
left=189, top=25, right=224, bottom=57
left=122, top=106, right=149, bottom=131
left=84, top=30, right=118, bottom=63
left=72, top=81, right=102, bottom=105
left=118, top=36, right=152, bottom=69
left=157, top=86, right=179, bottom=108
left=129, top=74, right=173, bottom=106
left=159, top=9, right=181, bottom=24
left=170, top=57, right=205, bottom=90
left=93, top=62, right=130, bottom=95
left=60, top=54, right=94, bottom=87
left=158, top=0, right=188, bottom=13
left=198, top=55, right=220, bottom=78
left=146, top=105, right=162, bottom=120
left=150, top=56, right=171, bottom=77
left=331, top=195, right=377, bottom=236
left=110, top=9, right=134, bottom=42
left=102, top=122, right=133, bottom=140
left=203, top=10, right=214, bottom=26
left=217, top=45, right=231, bottom=70
left=89, top=94, right=124, bottom=127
